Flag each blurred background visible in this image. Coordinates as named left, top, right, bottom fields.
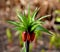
left=0, top=0, right=60, bottom=52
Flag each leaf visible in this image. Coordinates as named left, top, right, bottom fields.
left=7, top=21, right=20, bottom=27
left=35, top=25, right=52, bottom=35
left=35, top=30, right=42, bottom=39
left=38, top=15, right=51, bottom=20
left=13, top=27, right=25, bottom=31
left=32, top=8, right=39, bottom=21
left=31, top=20, right=45, bottom=32
left=16, top=10, right=23, bottom=22
left=28, top=6, right=31, bottom=24
left=31, top=24, right=39, bottom=32
left=36, top=20, right=45, bottom=24
left=31, top=20, right=45, bottom=26
left=16, top=9, right=27, bottom=27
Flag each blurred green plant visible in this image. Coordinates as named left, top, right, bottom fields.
left=55, top=10, right=60, bottom=22
left=41, top=49, right=45, bottom=52
left=21, top=42, right=26, bottom=52
left=55, top=10, right=60, bottom=14
left=49, top=32, right=60, bottom=49
left=29, top=43, right=33, bottom=52
left=55, top=25, right=60, bottom=30
left=55, top=17, right=60, bottom=22
left=18, top=31, right=24, bottom=47
left=6, top=28, right=13, bottom=46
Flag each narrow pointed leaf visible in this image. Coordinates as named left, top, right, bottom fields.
left=35, top=25, right=51, bottom=35
left=28, top=6, right=31, bottom=24
left=16, top=9, right=27, bottom=26
left=38, top=15, right=51, bottom=20
left=8, top=21, right=20, bottom=27
left=31, top=20, right=45, bottom=26
left=32, top=8, right=39, bottom=21
left=31, top=24, right=39, bottom=32
left=16, top=10, right=23, bottom=22
left=13, top=27, right=25, bottom=31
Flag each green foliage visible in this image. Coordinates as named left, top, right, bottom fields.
left=50, top=33, right=60, bottom=49
left=29, top=43, right=33, bottom=52
left=35, top=30, right=42, bottom=39
left=8, top=8, right=51, bottom=35
left=6, top=28, right=12, bottom=40
left=55, top=10, right=60, bottom=22
left=6, top=28, right=13, bottom=43
left=56, top=25, right=60, bottom=30
left=41, top=49, right=45, bottom=52
left=31, top=8, right=39, bottom=21
left=21, top=42, right=26, bottom=52
left=54, top=35, right=60, bottom=48
left=55, top=10, right=60, bottom=14
left=38, top=15, right=51, bottom=21
left=7, top=7, right=52, bottom=52
left=18, top=31, right=23, bottom=46
left=55, top=17, right=60, bottom=22
left=50, top=33, right=56, bottom=45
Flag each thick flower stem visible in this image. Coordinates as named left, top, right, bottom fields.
left=26, top=40, right=29, bottom=52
